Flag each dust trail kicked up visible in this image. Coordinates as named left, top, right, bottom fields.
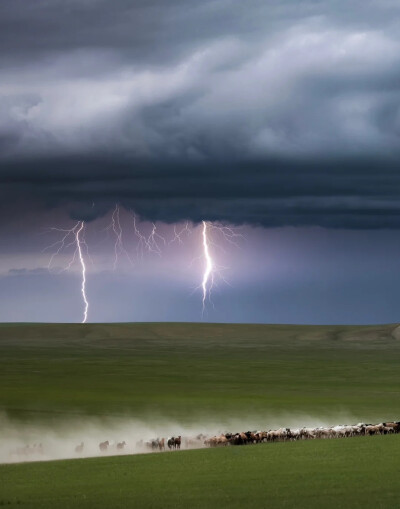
left=2, top=411, right=393, bottom=465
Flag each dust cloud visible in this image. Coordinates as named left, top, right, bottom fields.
left=0, top=411, right=358, bottom=464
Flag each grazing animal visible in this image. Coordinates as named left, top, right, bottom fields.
left=117, top=441, right=126, bottom=450
left=365, top=425, right=380, bottom=436
left=206, top=435, right=229, bottom=447
left=174, top=436, right=182, bottom=449
left=383, top=422, right=400, bottom=433
left=218, top=435, right=229, bottom=446
left=231, top=432, right=246, bottom=445
left=204, top=437, right=216, bottom=447
left=167, top=437, right=175, bottom=450
left=144, top=439, right=159, bottom=450
left=256, top=431, right=268, bottom=442
left=245, top=431, right=257, bottom=443
left=158, top=438, right=165, bottom=451
left=75, top=442, right=84, bottom=454
left=267, top=430, right=279, bottom=442
left=227, top=433, right=241, bottom=445
left=99, top=440, right=109, bottom=451
left=239, top=432, right=248, bottom=444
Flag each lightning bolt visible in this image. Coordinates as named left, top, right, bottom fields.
left=147, top=222, right=166, bottom=255
left=106, top=204, right=133, bottom=269
left=76, top=222, right=89, bottom=323
left=44, top=220, right=90, bottom=323
left=169, top=221, right=191, bottom=245
left=42, top=204, right=240, bottom=322
left=201, top=221, right=213, bottom=312
left=131, top=212, right=167, bottom=257
left=198, top=221, right=243, bottom=314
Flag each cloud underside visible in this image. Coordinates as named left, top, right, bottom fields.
left=1, top=0, right=400, bottom=228
left=2, top=157, right=400, bottom=229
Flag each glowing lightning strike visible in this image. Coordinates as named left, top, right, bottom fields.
left=131, top=212, right=167, bottom=257
left=201, top=221, right=213, bottom=312
left=76, top=222, right=89, bottom=323
left=198, top=221, right=243, bottom=315
left=44, top=220, right=90, bottom=323
left=106, top=204, right=133, bottom=269
left=169, top=221, right=191, bottom=245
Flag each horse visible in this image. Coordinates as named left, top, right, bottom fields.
left=383, top=422, right=400, bottom=433
left=99, top=440, right=109, bottom=451
left=75, top=442, right=84, bottom=453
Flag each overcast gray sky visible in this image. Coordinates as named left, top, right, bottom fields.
left=1, top=0, right=400, bottom=323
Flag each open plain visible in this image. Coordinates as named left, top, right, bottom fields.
left=1, top=322, right=400, bottom=508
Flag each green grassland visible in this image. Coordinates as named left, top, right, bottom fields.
left=1, top=435, right=400, bottom=508
left=0, top=322, right=400, bottom=422
left=1, top=322, right=400, bottom=508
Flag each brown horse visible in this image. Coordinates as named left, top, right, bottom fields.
left=383, top=422, right=400, bottom=433
left=174, top=436, right=182, bottom=449
left=158, top=438, right=165, bottom=451
left=99, top=440, right=109, bottom=451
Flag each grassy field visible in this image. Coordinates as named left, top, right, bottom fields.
left=1, top=435, right=400, bottom=508
left=1, top=322, right=400, bottom=508
left=0, top=322, right=400, bottom=423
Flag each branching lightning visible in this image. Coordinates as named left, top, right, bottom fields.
left=44, top=221, right=89, bottom=323
left=42, top=202, right=241, bottom=322
left=76, top=222, right=89, bottom=323
left=131, top=213, right=167, bottom=257
left=201, top=221, right=213, bottom=312
left=169, top=221, right=191, bottom=245
left=198, top=220, right=243, bottom=314
left=106, top=204, right=133, bottom=269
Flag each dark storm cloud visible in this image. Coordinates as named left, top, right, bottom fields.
left=2, top=156, right=400, bottom=229
left=1, top=0, right=400, bottom=228
left=0, top=1, right=351, bottom=63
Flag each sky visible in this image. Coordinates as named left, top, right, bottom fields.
left=1, top=0, right=400, bottom=324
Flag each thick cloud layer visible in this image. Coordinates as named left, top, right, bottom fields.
left=1, top=0, right=400, bottom=227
